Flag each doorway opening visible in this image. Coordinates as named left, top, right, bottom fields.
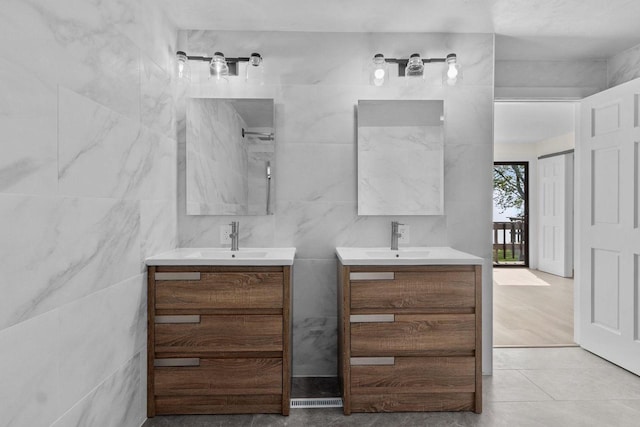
left=493, top=162, right=528, bottom=268
left=492, top=101, right=577, bottom=348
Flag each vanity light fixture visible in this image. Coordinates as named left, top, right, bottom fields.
left=175, top=51, right=265, bottom=80
left=176, top=51, right=191, bottom=82
left=370, top=52, right=461, bottom=85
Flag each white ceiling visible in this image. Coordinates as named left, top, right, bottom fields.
left=161, top=0, right=640, bottom=60
left=494, top=102, right=576, bottom=145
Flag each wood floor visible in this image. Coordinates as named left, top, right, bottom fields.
left=493, top=268, right=575, bottom=347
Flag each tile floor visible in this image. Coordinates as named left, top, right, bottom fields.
left=143, top=347, right=640, bottom=427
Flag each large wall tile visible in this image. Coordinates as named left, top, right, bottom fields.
left=277, top=143, right=355, bottom=203
left=57, top=275, right=146, bottom=414
left=52, top=353, right=144, bottom=427
left=140, top=199, right=177, bottom=268
left=58, top=88, right=174, bottom=201
left=444, top=86, right=494, bottom=145
left=293, top=259, right=338, bottom=318
left=0, top=194, right=141, bottom=330
left=275, top=201, right=357, bottom=259
left=179, top=214, right=277, bottom=248
left=444, top=144, right=494, bottom=205
left=277, top=85, right=357, bottom=144
left=292, top=316, right=338, bottom=377
left=607, top=43, right=640, bottom=88
left=0, top=57, right=57, bottom=195
left=141, top=54, right=175, bottom=138
left=0, top=1, right=176, bottom=425
left=0, top=310, right=61, bottom=427
left=0, top=1, right=141, bottom=119
left=119, top=0, right=177, bottom=73
left=496, top=60, right=607, bottom=89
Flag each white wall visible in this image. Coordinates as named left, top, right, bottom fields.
left=177, top=30, right=496, bottom=376
left=0, top=1, right=177, bottom=426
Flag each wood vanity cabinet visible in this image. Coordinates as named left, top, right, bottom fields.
left=146, top=265, right=292, bottom=416
left=338, top=264, right=482, bottom=414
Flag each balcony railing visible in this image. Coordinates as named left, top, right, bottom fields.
left=493, top=220, right=526, bottom=265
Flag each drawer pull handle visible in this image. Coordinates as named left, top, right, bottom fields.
left=154, top=358, right=200, bottom=367
left=155, top=272, right=201, bottom=281
left=351, top=357, right=395, bottom=366
left=350, top=314, right=395, bottom=323
left=155, top=315, right=201, bottom=324
left=350, top=272, right=394, bottom=281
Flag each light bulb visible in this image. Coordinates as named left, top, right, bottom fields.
left=447, top=64, right=458, bottom=79
left=443, top=53, right=462, bottom=86
left=370, top=53, right=389, bottom=86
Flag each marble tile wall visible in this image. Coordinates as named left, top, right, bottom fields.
left=178, top=31, right=495, bottom=376
left=495, top=59, right=607, bottom=99
left=0, top=1, right=177, bottom=426
left=607, top=42, right=640, bottom=88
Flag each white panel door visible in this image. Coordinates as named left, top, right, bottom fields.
left=580, top=78, right=640, bottom=375
left=538, top=153, right=574, bottom=277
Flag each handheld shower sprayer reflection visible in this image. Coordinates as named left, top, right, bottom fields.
left=266, top=162, right=272, bottom=215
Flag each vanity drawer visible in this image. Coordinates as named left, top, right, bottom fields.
left=350, top=270, right=476, bottom=310
left=155, top=395, right=282, bottom=415
left=155, top=315, right=283, bottom=354
left=155, top=272, right=283, bottom=310
left=350, top=356, right=475, bottom=395
left=154, top=358, right=283, bottom=396
left=350, top=314, right=475, bottom=355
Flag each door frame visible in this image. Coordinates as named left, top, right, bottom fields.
left=493, top=161, right=530, bottom=268
left=492, top=99, right=582, bottom=372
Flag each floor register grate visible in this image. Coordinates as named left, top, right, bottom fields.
left=290, top=397, right=343, bottom=408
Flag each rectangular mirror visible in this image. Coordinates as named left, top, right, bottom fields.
left=186, top=98, right=275, bottom=215
left=357, top=100, right=444, bottom=216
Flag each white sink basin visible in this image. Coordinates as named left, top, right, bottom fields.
left=184, top=250, right=268, bottom=259
left=145, top=247, right=296, bottom=266
left=336, top=247, right=482, bottom=265
left=365, top=249, right=431, bottom=259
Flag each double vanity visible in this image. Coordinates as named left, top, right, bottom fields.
left=145, top=245, right=482, bottom=417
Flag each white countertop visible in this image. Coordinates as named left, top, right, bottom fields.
left=145, top=247, right=296, bottom=266
left=335, top=246, right=483, bottom=266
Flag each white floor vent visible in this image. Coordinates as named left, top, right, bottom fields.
left=290, top=397, right=343, bottom=408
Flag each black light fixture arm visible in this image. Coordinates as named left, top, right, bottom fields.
left=383, top=57, right=447, bottom=77
left=383, top=57, right=447, bottom=65
left=185, top=55, right=252, bottom=64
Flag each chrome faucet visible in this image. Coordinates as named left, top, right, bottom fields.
left=230, top=221, right=239, bottom=251
left=391, top=221, right=403, bottom=250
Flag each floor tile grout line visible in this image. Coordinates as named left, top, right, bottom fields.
left=517, top=369, right=559, bottom=401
